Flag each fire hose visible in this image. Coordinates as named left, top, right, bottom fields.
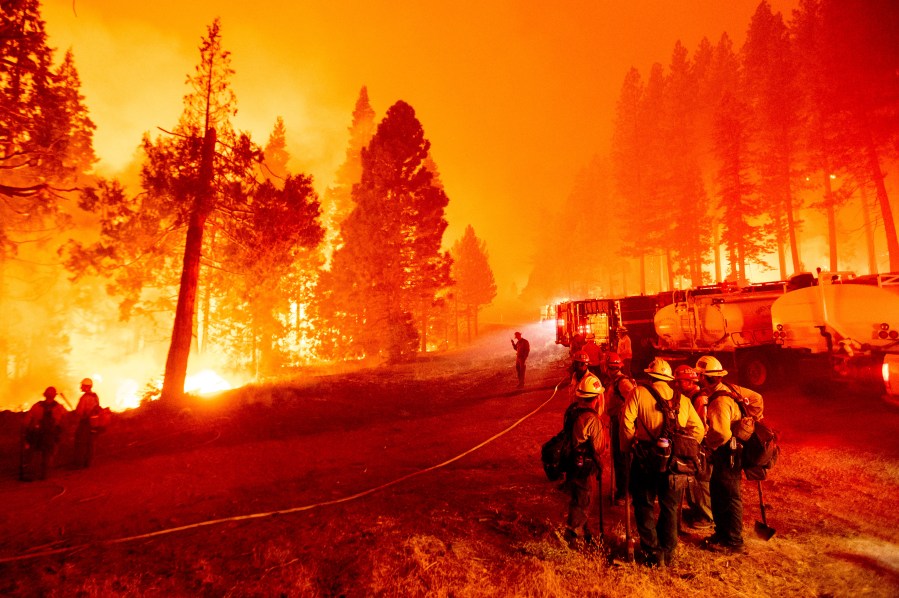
left=0, top=376, right=570, bottom=564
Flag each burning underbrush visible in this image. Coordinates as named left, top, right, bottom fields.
left=0, top=322, right=898, bottom=596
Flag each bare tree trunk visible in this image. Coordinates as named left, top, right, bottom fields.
left=161, top=128, right=216, bottom=402
left=0, top=262, right=7, bottom=389
left=864, top=130, right=899, bottom=272
left=824, top=172, right=838, bottom=272
left=775, top=209, right=787, bottom=280
left=785, top=186, right=801, bottom=274
left=420, top=299, right=428, bottom=353
left=639, top=251, right=646, bottom=295
left=714, top=222, right=722, bottom=283
left=665, top=249, right=673, bottom=292
left=860, top=183, right=878, bottom=274
left=453, top=294, right=459, bottom=347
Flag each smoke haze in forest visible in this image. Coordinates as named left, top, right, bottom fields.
left=41, top=0, right=800, bottom=299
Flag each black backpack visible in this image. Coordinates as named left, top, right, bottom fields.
left=707, top=383, right=780, bottom=480
left=639, top=383, right=704, bottom=477
left=33, top=401, right=62, bottom=451
left=540, top=404, right=598, bottom=481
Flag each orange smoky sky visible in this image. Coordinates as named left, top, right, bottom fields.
left=43, top=0, right=797, bottom=308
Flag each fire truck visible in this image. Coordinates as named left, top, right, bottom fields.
left=652, top=280, right=789, bottom=388
left=554, top=271, right=899, bottom=399
left=554, top=293, right=671, bottom=374
left=556, top=280, right=796, bottom=389
left=771, top=271, right=899, bottom=400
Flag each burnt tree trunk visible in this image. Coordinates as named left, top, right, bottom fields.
left=161, top=128, right=217, bottom=402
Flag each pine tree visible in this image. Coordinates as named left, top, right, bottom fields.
left=321, top=101, right=451, bottom=362
left=663, top=40, right=712, bottom=287
left=66, top=20, right=261, bottom=399
left=742, top=2, right=803, bottom=278
left=611, top=68, right=650, bottom=294
left=816, top=0, right=899, bottom=272
left=451, top=225, right=497, bottom=342
left=261, top=116, right=290, bottom=184
left=321, top=87, right=376, bottom=265
left=212, top=175, right=324, bottom=376
left=1, top=0, right=95, bottom=396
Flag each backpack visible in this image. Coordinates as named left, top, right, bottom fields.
left=32, top=401, right=62, bottom=452
left=540, top=404, right=598, bottom=481
left=639, top=383, right=705, bottom=477
left=707, top=383, right=780, bottom=480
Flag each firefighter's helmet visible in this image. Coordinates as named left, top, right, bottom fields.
left=674, top=365, right=699, bottom=382
left=695, top=355, right=728, bottom=377
left=575, top=374, right=604, bottom=398
left=572, top=351, right=590, bottom=364
left=81, top=378, right=93, bottom=388
left=43, top=386, right=57, bottom=399
left=606, top=352, right=623, bottom=368
left=644, top=357, right=674, bottom=381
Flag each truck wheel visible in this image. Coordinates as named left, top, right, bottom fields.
left=740, top=354, right=771, bottom=389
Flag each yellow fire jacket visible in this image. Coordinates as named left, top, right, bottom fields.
left=702, top=382, right=764, bottom=450
left=620, top=380, right=704, bottom=452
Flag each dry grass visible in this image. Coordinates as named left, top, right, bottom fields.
left=2, top=323, right=898, bottom=596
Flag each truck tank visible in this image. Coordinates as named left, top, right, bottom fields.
left=655, top=293, right=780, bottom=351
left=771, top=284, right=899, bottom=353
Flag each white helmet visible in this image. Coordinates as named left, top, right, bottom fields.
left=644, top=357, right=674, bottom=381
left=695, top=355, right=728, bottom=377
left=575, top=374, right=604, bottom=399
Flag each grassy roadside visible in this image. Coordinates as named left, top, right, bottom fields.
left=1, top=326, right=898, bottom=596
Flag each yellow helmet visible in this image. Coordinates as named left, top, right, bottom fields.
left=81, top=378, right=93, bottom=388
left=695, top=355, right=728, bottom=377
left=575, top=374, right=604, bottom=398
left=644, top=357, right=674, bottom=381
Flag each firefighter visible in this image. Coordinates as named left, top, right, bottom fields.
left=511, top=331, right=530, bottom=388
left=568, top=350, right=599, bottom=401
left=695, top=355, right=764, bottom=553
left=73, top=378, right=102, bottom=468
left=605, top=352, right=635, bottom=506
left=581, top=334, right=603, bottom=380
left=621, top=358, right=704, bottom=566
left=673, top=365, right=714, bottom=530
left=559, top=370, right=605, bottom=549
left=21, top=387, right=68, bottom=481
left=616, top=327, right=633, bottom=375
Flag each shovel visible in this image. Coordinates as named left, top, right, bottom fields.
left=754, top=481, right=776, bottom=540
left=597, top=466, right=605, bottom=542
left=624, top=454, right=635, bottom=562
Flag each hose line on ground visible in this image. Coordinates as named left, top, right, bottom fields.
left=0, top=376, right=569, bottom=564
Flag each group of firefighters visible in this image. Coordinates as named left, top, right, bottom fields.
left=558, top=342, right=764, bottom=567
left=19, top=378, right=105, bottom=481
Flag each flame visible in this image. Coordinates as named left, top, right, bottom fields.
left=184, top=369, right=232, bottom=396
left=115, top=378, right=142, bottom=411
left=110, top=369, right=232, bottom=411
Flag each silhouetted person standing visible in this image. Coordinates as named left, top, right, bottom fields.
left=617, top=327, right=633, bottom=375
left=511, top=331, right=530, bottom=388
left=73, top=377, right=101, bottom=468
left=21, top=387, right=67, bottom=481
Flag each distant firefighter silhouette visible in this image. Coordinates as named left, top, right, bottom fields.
left=73, top=377, right=103, bottom=469
left=511, top=332, right=530, bottom=388
left=20, top=387, right=67, bottom=481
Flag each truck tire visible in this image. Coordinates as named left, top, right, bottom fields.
left=739, top=352, right=771, bottom=389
